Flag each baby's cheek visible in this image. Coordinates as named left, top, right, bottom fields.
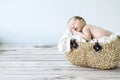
left=69, top=26, right=72, bottom=31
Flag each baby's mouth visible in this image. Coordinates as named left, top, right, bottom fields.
left=75, top=28, right=77, bottom=30
left=74, top=28, right=78, bottom=31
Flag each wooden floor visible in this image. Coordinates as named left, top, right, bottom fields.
left=0, top=45, right=120, bottom=80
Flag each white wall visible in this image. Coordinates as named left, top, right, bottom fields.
left=0, top=0, right=120, bottom=45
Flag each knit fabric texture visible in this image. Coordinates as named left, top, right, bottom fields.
left=66, top=36, right=120, bottom=69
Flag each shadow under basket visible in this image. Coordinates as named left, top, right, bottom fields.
left=65, top=36, right=120, bottom=70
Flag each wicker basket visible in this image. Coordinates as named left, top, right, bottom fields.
left=66, top=36, right=120, bottom=69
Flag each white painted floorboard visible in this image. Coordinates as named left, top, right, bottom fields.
left=0, top=45, right=120, bottom=80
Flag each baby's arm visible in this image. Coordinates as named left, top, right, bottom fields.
left=72, top=27, right=92, bottom=41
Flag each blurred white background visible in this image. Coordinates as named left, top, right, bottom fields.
left=0, top=0, right=120, bottom=45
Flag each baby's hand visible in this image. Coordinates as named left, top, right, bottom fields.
left=72, top=29, right=81, bottom=35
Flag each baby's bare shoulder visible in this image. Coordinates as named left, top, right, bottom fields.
left=82, top=25, right=91, bottom=32
left=84, top=24, right=92, bottom=30
left=85, top=24, right=100, bottom=30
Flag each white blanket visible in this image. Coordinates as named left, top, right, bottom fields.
left=90, top=33, right=119, bottom=43
left=58, top=29, right=119, bottom=53
left=58, top=29, right=86, bottom=53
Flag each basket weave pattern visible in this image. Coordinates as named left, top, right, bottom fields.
left=66, top=36, right=120, bottom=69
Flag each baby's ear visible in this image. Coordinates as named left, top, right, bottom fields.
left=81, top=19, right=86, bottom=24
left=80, top=19, right=84, bottom=21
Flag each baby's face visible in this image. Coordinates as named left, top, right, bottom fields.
left=68, top=18, right=84, bottom=32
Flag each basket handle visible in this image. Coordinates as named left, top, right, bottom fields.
left=70, top=39, right=78, bottom=49
left=93, top=40, right=102, bottom=52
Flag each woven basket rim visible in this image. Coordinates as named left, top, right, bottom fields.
left=76, top=35, right=120, bottom=44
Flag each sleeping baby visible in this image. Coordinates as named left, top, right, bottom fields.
left=58, top=16, right=115, bottom=53
left=68, top=16, right=113, bottom=42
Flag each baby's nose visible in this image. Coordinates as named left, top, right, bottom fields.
left=71, top=25, right=75, bottom=28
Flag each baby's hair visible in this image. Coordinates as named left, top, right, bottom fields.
left=68, top=16, right=86, bottom=24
